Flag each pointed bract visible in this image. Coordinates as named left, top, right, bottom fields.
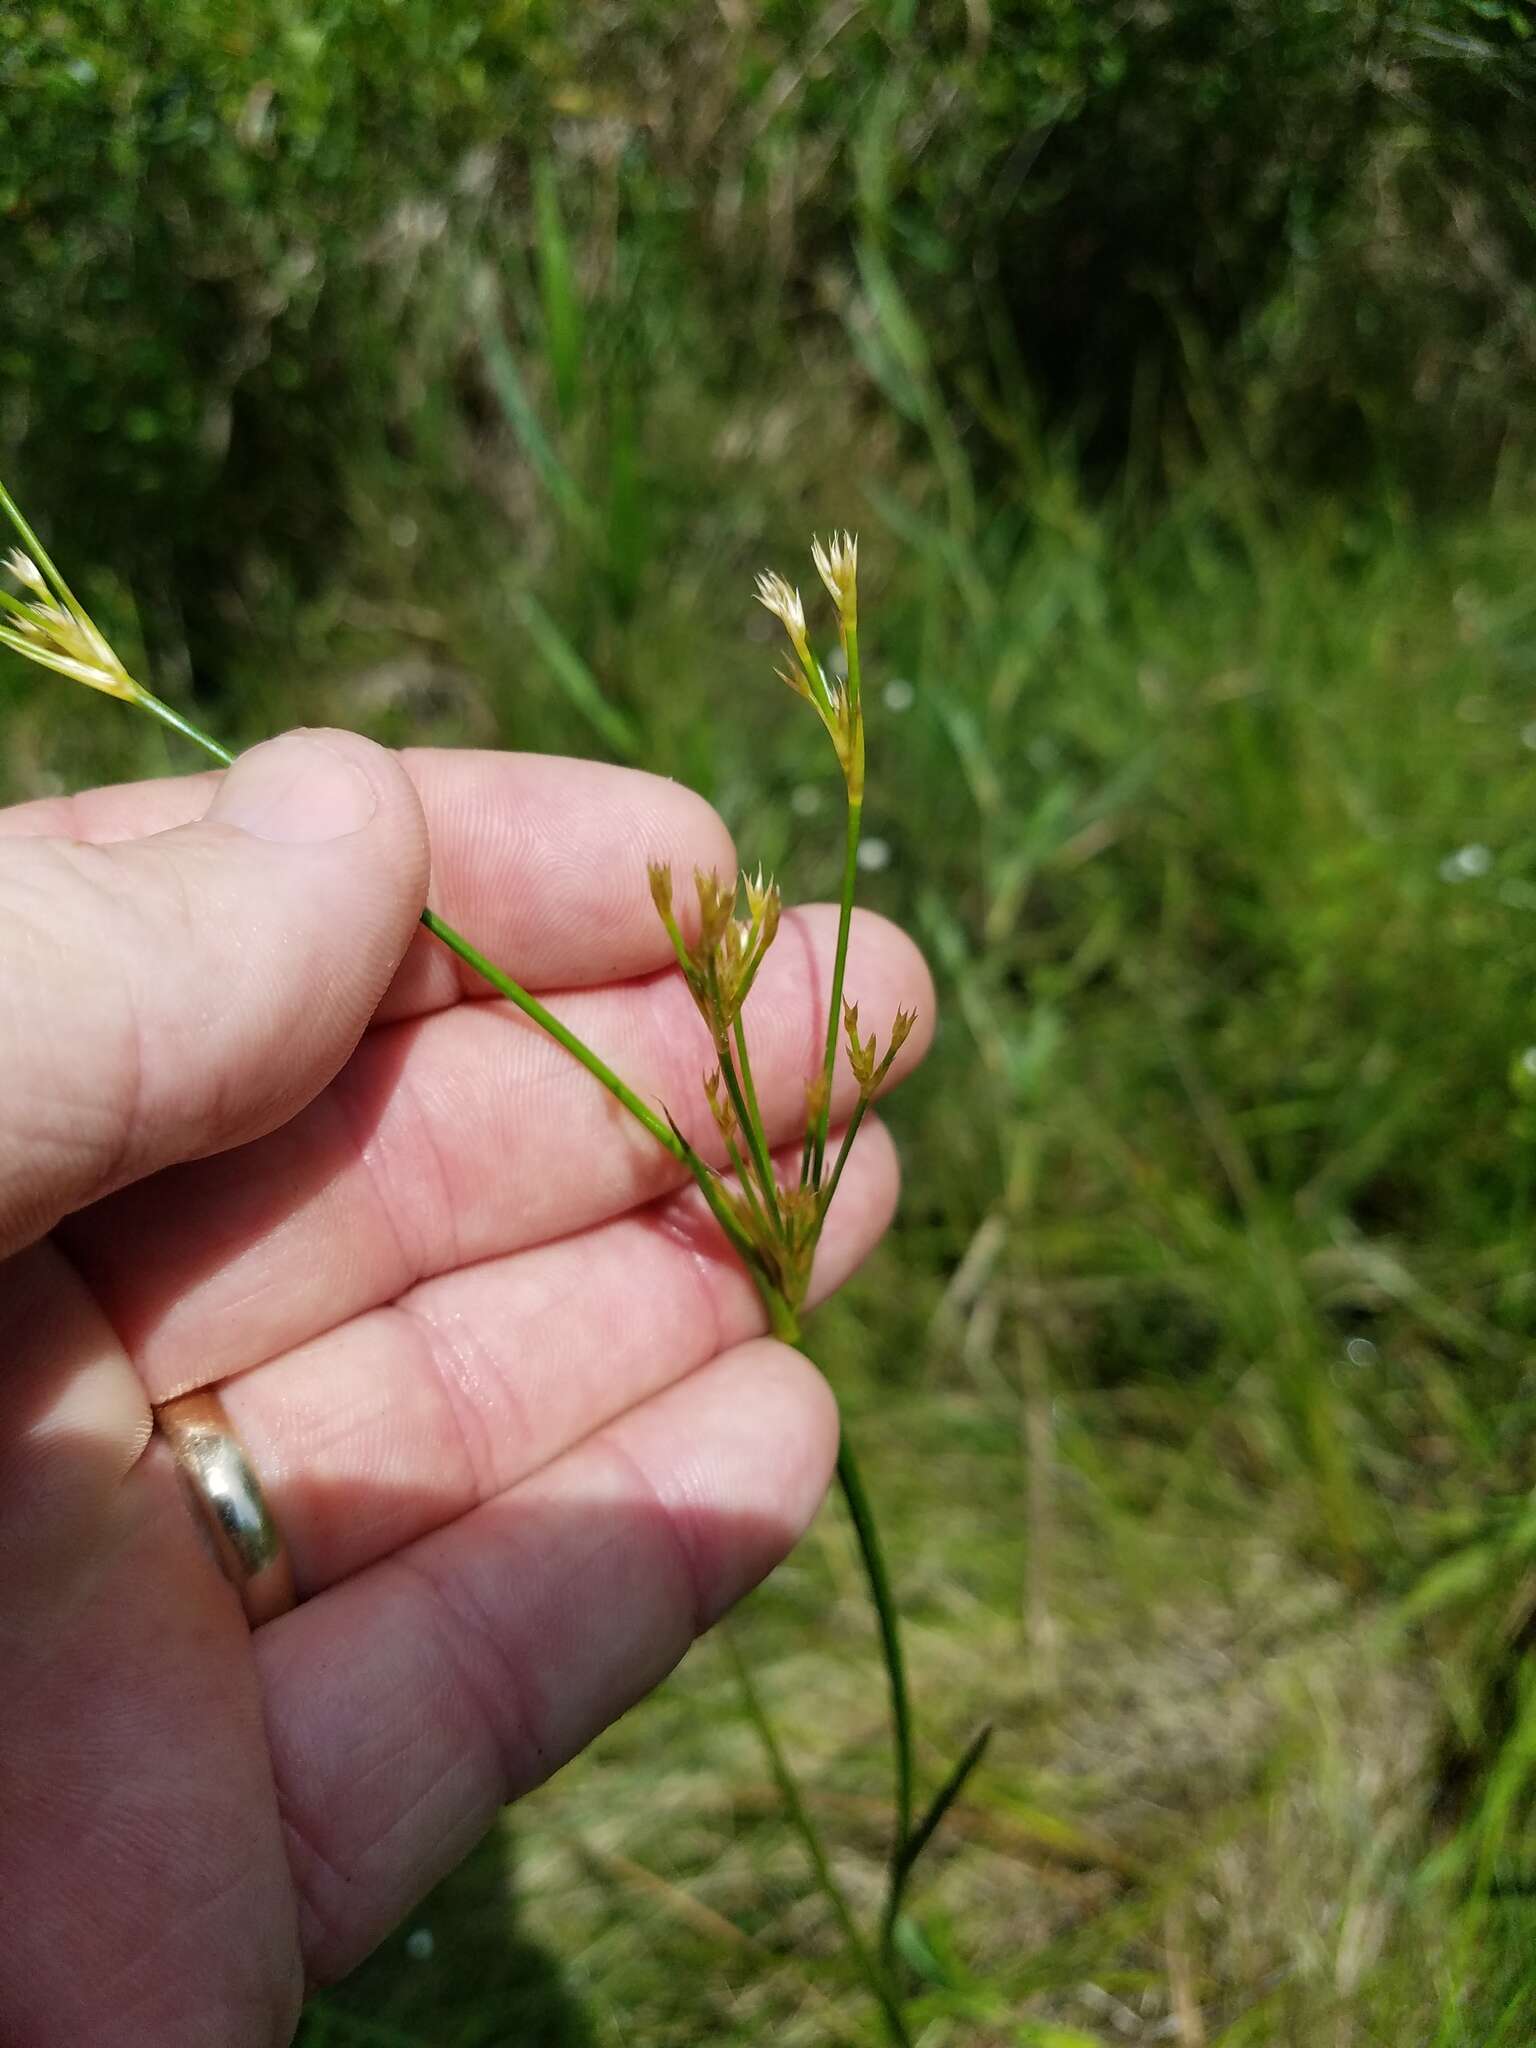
left=704, top=1067, right=737, bottom=1140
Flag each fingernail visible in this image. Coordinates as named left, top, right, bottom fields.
left=210, top=733, right=379, bottom=844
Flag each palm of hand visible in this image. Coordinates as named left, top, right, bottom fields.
left=0, top=742, right=928, bottom=2047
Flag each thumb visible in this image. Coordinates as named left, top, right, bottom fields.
left=0, top=729, right=430, bottom=1258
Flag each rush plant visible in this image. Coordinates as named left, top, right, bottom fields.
left=0, top=483, right=987, bottom=2041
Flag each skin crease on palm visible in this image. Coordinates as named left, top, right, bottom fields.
left=0, top=728, right=933, bottom=2048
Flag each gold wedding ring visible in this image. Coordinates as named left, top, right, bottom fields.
left=154, top=1390, right=296, bottom=1626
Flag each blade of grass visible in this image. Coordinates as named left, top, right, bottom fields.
left=532, top=158, right=583, bottom=426
left=722, top=1627, right=913, bottom=2048
left=510, top=586, right=641, bottom=762
left=884, top=1723, right=994, bottom=1949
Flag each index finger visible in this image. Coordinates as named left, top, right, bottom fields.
left=0, top=748, right=738, bottom=1012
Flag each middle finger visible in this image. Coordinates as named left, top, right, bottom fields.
left=63, top=904, right=930, bottom=1398
left=214, top=1117, right=896, bottom=1595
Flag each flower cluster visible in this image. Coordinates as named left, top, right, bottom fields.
left=844, top=1000, right=916, bottom=1095
left=648, top=863, right=782, bottom=1042
left=645, top=535, right=913, bottom=1311
left=0, top=539, right=138, bottom=702
left=755, top=530, right=864, bottom=799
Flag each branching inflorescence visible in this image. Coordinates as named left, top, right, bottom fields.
left=641, top=535, right=913, bottom=1318
left=0, top=487, right=985, bottom=2046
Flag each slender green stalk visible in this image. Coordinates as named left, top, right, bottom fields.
left=819, top=1094, right=873, bottom=1220
left=805, top=791, right=862, bottom=1185
left=418, top=907, right=674, bottom=1157
left=118, top=690, right=683, bottom=1170
left=768, top=1291, right=917, bottom=1973
left=807, top=607, right=864, bottom=1187
left=715, top=1032, right=782, bottom=1233
left=836, top=1427, right=916, bottom=1960
left=723, top=1629, right=912, bottom=2048
left=888, top=1722, right=993, bottom=1940
left=138, top=688, right=235, bottom=765
left=0, top=478, right=93, bottom=618
left=701, top=954, right=782, bottom=1234
left=724, top=1128, right=773, bottom=1241
left=420, top=908, right=769, bottom=1280
left=843, top=609, right=863, bottom=720
left=732, top=1015, right=773, bottom=1193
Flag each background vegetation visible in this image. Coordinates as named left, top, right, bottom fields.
left=5, top=2, right=1536, bottom=2040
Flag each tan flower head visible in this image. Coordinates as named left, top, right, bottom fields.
left=4, top=548, right=47, bottom=599
left=694, top=868, right=736, bottom=954
left=0, top=495, right=140, bottom=704
left=754, top=570, right=804, bottom=637
left=811, top=530, right=858, bottom=616
left=755, top=570, right=814, bottom=670
left=704, top=1067, right=737, bottom=1141
left=0, top=596, right=137, bottom=701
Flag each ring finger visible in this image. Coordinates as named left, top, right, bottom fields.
left=207, top=1118, right=896, bottom=1595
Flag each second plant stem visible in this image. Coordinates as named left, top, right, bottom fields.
left=767, top=1293, right=916, bottom=1964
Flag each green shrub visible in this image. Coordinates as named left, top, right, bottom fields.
left=0, top=1, right=547, bottom=659
left=2, top=0, right=1532, bottom=670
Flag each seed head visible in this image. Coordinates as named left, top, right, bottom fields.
left=647, top=861, right=674, bottom=921
left=694, top=869, right=736, bottom=954
left=843, top=998, right=878, bottom=1093
left=0, top=595, right=138, bottom=701
left=888, top=1007, right=917, bottom=1062
left=4, top=548, right=47, bottom=599
left=0, top=520, right=139, bottom=703
left=743, top=866, right=781, bottom=949
left=841, top=999, right=917, bottom=1096
left=755, top=569, right=814, bottom=671
left=755, top=571, right=805, bottom=639
left=811, top=530, right=858, bottom=617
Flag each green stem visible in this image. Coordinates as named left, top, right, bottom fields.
left=837, top=1428, right=916, bottom=1963
left=125, top=692, right=680, bottom=1159
left=888, top=1721, right=993, bottom=1938
left=723, top=1630, right=912, bottom=2048
left=733, top=1013, right=772, bottom=1178
left=422, top=909, right=769, bottom=1282
left=819, top=1093, right=872, bottom=1221
left=844, top=611, right=863, bottom=722
left=724, top=1128, right=772, bottom=1242
left=805, top=791, right=862, bottom=1186
left=768, top=1295, right=916, bottom=1972
left=137, top=687, right=234, bottom=765
left=418, top=907, right=676, bottom=1157
left=716, top=1023, right=782, bottom=1234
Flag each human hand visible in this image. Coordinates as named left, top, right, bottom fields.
left=0, top=733, right=931, bottom=2046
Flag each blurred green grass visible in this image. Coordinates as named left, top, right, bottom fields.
left=7, top=5, right=1536, bottom=2042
